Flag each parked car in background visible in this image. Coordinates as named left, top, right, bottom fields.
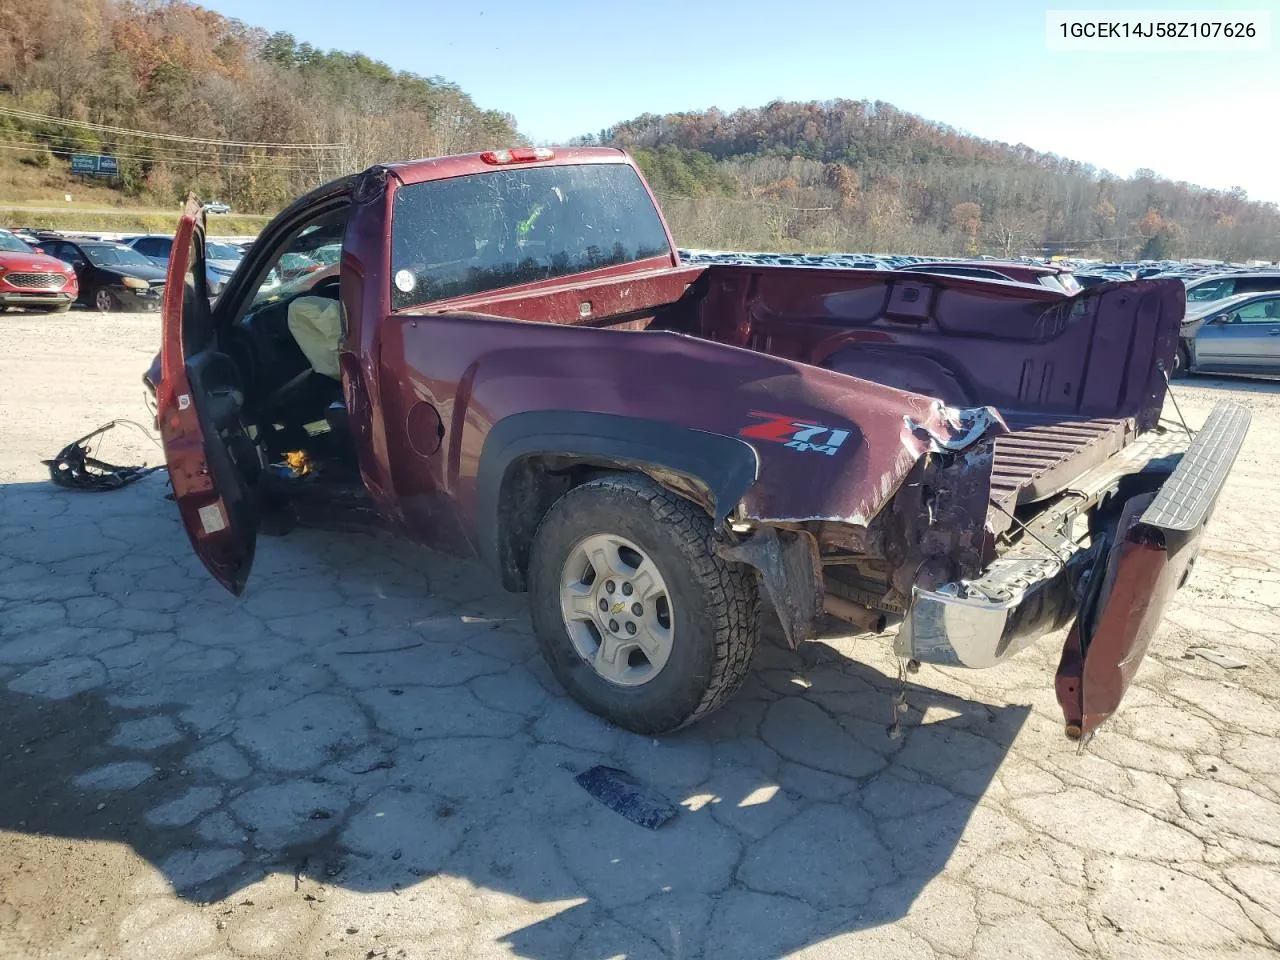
left=204, top=240, right=247, bottom=295
left=0, top=228, right=79, bottom=312
left=124, top=234, right=244, bottom=295
left=277, top=251, right=324, bottom=282
left=897, top=259, right=1081, bottom=293
left=123, top=233, right=171, bottom=266
left=312, top=242, right=342, bottom=265
left=252, top=262, right=337, bottom=307
left=205, top=201, right=231, bottom=214
left=7, top=227, right=45, bottom=245
left=34, top=238, right=165, bottom=312
left=1176, top=290, right=1280, bottom=377
left=1183, top=271, right=1280, bottom=304
left=1074, top=271, right=1133, bottom=289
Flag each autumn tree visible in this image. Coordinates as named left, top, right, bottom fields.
left=950, top=201, right=981, bottom=254
left=823, top=162, right=859, bottom=212
left=606, top=99, right=1280, bottom=260
left=0, top=0, right=520, bottom=212
left=984, top=214, right=1039, bottom=258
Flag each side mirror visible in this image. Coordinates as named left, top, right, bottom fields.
left=1209, top=313, right=1231, bottom=325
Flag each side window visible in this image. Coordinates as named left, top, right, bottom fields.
left=1188, top=278, right=1235, bottom=302
left=247, top=220, right=345, bottom=311
left=1233, top=298, right=1280, bottom=323
left=1234, top=277, right=1280, bottom=296
left=135, top=239, right=160, bottom=257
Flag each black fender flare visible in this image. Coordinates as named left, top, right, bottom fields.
left=476, top=411, right=759, bottom=590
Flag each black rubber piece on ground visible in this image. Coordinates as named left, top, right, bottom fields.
left=575, top=765, right=679, bottom=829
left=527, top=472, right=760, bottom=735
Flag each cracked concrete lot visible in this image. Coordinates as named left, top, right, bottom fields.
left=1, top=311, right=1279, bottom=960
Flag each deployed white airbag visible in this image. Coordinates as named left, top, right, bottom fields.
left=286, top=296, right=343, bottom=380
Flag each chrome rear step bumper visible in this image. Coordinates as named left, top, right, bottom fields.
left=896, top=401, right=1250, bottom=672
left=894, top=550, right=1087, bottom=669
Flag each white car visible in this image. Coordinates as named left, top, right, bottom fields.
left=205, top=201, right=232, bottom=214
left=123, top=234, right=243, bottom=296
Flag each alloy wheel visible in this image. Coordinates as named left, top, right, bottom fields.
left=559, top=533, right=674, bottom=686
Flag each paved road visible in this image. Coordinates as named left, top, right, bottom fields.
left=1, top=313, right=1278, bottom=959
left=1, top=204, right=178, bottom=216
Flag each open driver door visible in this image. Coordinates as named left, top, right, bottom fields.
left=157, top=195, right=261, bottom=594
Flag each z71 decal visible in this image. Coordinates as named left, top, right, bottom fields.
left=739, top=411, right=851, bottom=456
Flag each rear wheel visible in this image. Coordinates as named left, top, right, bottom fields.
left=94, top=288, right=117, bottom=313
left=527, top=473, right=760, bottom=734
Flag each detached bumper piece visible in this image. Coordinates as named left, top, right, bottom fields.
left=1056, top=400, right=1250, bottom=739
left=895, top=542, right=1088, bottom=669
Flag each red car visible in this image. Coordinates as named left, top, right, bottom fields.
left=148, top=148, right=1245, bottom=741
left=0, top=229, right=78, bottom=312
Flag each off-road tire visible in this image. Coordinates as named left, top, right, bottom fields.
left=527, top=472, right=760, bottom=734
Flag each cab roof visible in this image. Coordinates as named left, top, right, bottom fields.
left=383, top=147, right=632, bottom=187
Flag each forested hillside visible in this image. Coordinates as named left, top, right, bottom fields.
left=0, top=0, right=518, bottom=213
left=1, top=4, right=1275, bottom=260
left=600, top=102, right=1280, bottom=260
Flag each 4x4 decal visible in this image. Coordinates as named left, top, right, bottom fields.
left=739, top=411, right=851, bottom=456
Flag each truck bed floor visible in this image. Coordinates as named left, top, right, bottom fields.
left=991, top=414, right=1134, bottom=510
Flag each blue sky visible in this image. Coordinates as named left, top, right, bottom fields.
left=205, top=0, right=1278, bottom=202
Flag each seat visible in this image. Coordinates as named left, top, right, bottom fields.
left=244, top=295, right=345, bottom=457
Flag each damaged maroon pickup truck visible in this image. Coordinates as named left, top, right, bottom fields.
left=149, top=147, right=1248, bottom=740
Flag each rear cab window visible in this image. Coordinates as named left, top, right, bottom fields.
left=389, top=162, right=672, bottom=310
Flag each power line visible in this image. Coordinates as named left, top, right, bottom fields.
left=0, top=105, right=346, bottom=151
left=0, top=138, right=326, bottom=172
left=1040, top=234, right=1141, bottom=245
left=2, top=125, right=309, bottom=163
left=655, top=191, right=832, bottom=212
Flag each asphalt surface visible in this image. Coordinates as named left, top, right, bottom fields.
left=1, top=311, right=1277, bottom=959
